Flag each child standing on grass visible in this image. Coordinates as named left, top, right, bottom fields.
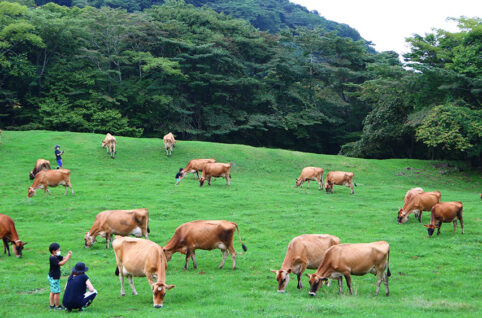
left=54, top=145, right=64, bottom=169
left=48, top=243, right=72, bottom=310
left=175, top=168, right=184, bottom=185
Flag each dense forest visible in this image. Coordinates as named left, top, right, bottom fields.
left=0, top=1, right=480, bottom=163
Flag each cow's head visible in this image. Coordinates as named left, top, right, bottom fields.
left=424, top=224, right=438, bottom=237
left=306, top=273, right=327, bottom=296
left=199, top=177, right=205, bottom=187
left=27, top=187, right=36, bottom=198
left=295, top=178, right=302, bottom=187
left=101, top=140, right=107, bottom=148
left=84, top=233, right=95, bottom=248
left=270, top=269, right=291, bottom=292
left=397, top=208, right=409, bottom=224
left=151, top=281, right=175, bottom=308
left=12, top=240, right=27, bottom=258
left=324, top=184, right=332, bottom=193
left=29, top=171, right=35, bottom=180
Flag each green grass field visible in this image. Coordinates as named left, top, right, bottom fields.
left=0, top=130, right=480, bottom=317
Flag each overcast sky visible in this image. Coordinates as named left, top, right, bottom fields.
left=290, top=0, right=482, bottom=55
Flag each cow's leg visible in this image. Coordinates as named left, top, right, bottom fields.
left=195, top=171, right=199, bottom=179
left=191, top=251, right=197, bottom=269
left=2, top=238, right=11, bottom=256
left=118, top=268, right=126, bottom=296
left=375, top=272, right=383, bottom=296
left=64, top=185, right=68, bottom=195
left=318, top=178, right=322, bottom=190
left=219, top=249, right=229, bottom=269
left=208, top=176, right=212, bottom=186
left=457, top=210, right=464, bottom=234
left=184, top=249, right=191, bottom=270
left=127, top=276, right=138, bottom=295
left=417, top=211, right=422, bottom=223
left=344, top=273, right=353, bottom=295
left=229, top=245, right=237, bottom=270
left=297, top=272, right=302, bottom=289
left=384, top=271, right=389, bottom=296
left=307, top=180, right=310, bottom=189
left=69, top=182, right=74, bottom=195
left=453, top=220, right=457, bottom=232
left=338, top=277, right=343, bottom=294
left=350, top=182, right=354, bottom=194
left=437, top=221, right=442, bottom=235
left=227, top=175, right=230, bottom=186
left=106, top=233, right=111, bottom=249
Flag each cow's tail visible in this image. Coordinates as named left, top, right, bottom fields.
left=234, top=223, right=247, bottom=252
left=115, top=266, right=119, bottom=276
left=386, top=248, right=391, bottom=277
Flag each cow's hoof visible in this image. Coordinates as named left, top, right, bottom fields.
left=277, top=290, right=285, bottom=293
left=153, top=305, right=163, bottom=308
left=132, top=292, right=138, bottom=296
left=121, top=293, right=125, bottom=297
left=309, top=292, right=316, bottom=297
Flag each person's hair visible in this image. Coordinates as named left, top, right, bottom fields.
left=179, top=168, right=183, bottom=171
left=49, top=243, right=60, bottom=253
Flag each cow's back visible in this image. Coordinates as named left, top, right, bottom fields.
left=178, top=220, right=234, bottom=248
left=0, top=213, right=14, bottom=236
left=404, top=187, right=424, bottom=203
left=290, top=234, right=340, bottom=268
left=323, top=242, right=389, bottom=274
left=114, top=237, right=163, bottom=276
left=97, top=210, right=141, bottom=233
left=432, top=201, right=463, bottom=218
left=204, top=163, right=230, bottom=176
left=417, top=191, right=441, bottom=209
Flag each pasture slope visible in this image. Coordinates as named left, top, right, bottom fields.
left=0, top=130, right=480, bottom=318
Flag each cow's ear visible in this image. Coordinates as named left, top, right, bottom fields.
left=286, top=269, right=292, bottom=273
left=23, top=242, right=28, bottom=245
left=270, top=269, right=277, bottom=274
left=423, top=224, right=429, bottom=228
left=165, top=284, right=175, bottom=290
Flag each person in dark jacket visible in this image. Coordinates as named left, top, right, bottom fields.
left=62, top=262, right=97, bottom=312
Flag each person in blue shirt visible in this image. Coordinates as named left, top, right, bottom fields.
left=175, top=168, right=184, bottom=185
left=62, top=262, right=97, bottom=312
left=54, top=145, right=64, bottom=169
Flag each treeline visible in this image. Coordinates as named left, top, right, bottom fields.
left=0, top=1, right=480, bottom=163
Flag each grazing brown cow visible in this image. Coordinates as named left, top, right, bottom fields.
left=113, top=237, right=175, bottom=308
left=306, top=241, right=391, bottom=297
left=397, top=191, right=441, bottom=224
left=181, top=159, right=217, bottom=180
left=199, top=163, right=231, bottom=187
left=424, top=202, right=464, bottom=237
left=84, top=209, right=150, bottom=249
left=27, top=169, right=74, bottom=198
left=324, top=171, right=356, bottom=194
left=295, top=167, right=324, bottom=190
left=0, top=213, right=27, bottom=258
left=102, top=133, right=117, bottom=159
left=270, top=234, right=340, bottom=292
left=163, top=220, right=247, bottom=270
left=163, top=133, right=176, bottom=156
left=29, top=159, right=51, bottom=180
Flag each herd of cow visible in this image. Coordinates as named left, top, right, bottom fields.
left=0, top=132, right=466, bottom=309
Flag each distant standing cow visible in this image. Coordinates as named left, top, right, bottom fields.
left=163, top=133, right=176, bottom=156
left=324, top=171, right=356, bottom=194
left=102, top=133, right=117, bottom=159
left=29, top=159, right=51, bottom=180
left=0, top=213, right=27, bottom=258
left=295, top=167, right=324, bottom=190
left=397, top=191, right=441, bottom=224
left=425, top=201, right=464, bottom=237
left=182, top=159, right=217, bottom=180
left=27, top=169, right=74, bottom=198
left=199, top=163, right=231, bottom=187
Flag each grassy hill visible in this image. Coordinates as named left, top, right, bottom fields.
left=0, top=130, right=480, bottom=317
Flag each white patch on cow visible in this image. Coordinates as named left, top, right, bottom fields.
left=130, top=227, right=142, bottom=237
left=220, top=173, right=226, bottom=177
left=98, top=231, right=106, bottom=238
left=38, top=185, right=45, bottom=189
left=216, top=242, right=227, bottom=250
left=122, top=266, right=131, bottom=276
left=329, top=272, right=343, bottom=279
left=59, top=181, right=66, bottom=185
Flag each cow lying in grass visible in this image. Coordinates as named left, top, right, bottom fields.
left=27, top=169, right=74, bottom=198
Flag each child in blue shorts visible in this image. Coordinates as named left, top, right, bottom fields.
left=175, top=168, right=183, bottom=185
left=54, top=145, right=64, bottom=169
left=48, top=243, right=72, bottom=310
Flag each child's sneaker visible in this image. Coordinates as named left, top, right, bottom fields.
left=54, top=306, right=65, bottom=310
left=49, top=305, right=55, bottom=310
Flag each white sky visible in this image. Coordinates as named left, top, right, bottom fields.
left=290, top=0, right=482, bottom=55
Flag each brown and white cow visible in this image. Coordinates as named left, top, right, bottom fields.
left=295, top=167, right=324, bottom=190
left=324, top=171, right=356, bottom=194
left=163, top=133, right=176, bottom=156
left=199, top=163, right=231, bottom=187
left=27, top=169, right=73, bottom=198
left=270, top=234, right=340, bottom=293
left=306, top=241, right=391, bottom=297
left=424, top=201, right=464, bottom=237
left=163, top=220, right=247, bottom=270
left=404, top=187, right=424, bottom=203
left=181, top=159, right=217, bottom=180
left=84, top=209, right=150, bottom=249
left=29, top=159, right=51, bottom=180
left=102, top=133, right=117, bottom=159
left=113, top=237, right=175, bottom=308
left=397, top=191, right=441, bottom=224
left=0, top=213, right=27, bottom=258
